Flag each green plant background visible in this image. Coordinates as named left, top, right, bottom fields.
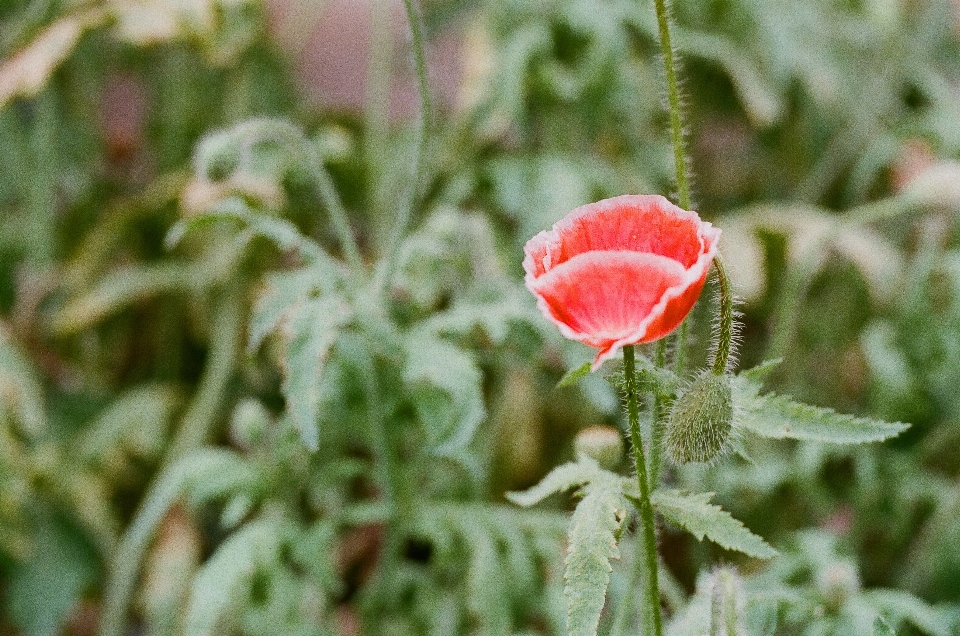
left=1, top=0, right=960, bottom=635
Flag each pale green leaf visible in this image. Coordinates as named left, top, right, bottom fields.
left=506, top=459, right=605, bottom=508
left=874, top=616, right=896, bottom=636
left=80, top=384, right=180, bottom=465
left=248, top=265, right=333, bottom=352
left=652, top=490, right=776, bottom=559
left=865, top=590, right=952, bottom=636
left=557, top=362, right=592, bottom=389
left=403, top=333, right=485, bottom=454
left=732, top=378, right=909, bottom=444
left=184, top=517, right=287, bottom=636
left=0, top=325, right=46, bottom=437
left=165, top=199, right=343, bottom=276
left=181, top=450, right=259, bottom=510
left=281, top=295, right=353, bottom=451
left=565, top=478, right=627, bottom=636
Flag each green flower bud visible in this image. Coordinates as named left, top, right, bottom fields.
left=666, top=372, right=733, bottom=464
left=574, top=425, right=624, bottom=470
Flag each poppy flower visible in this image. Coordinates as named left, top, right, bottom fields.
left=523, top=194, right=720, bottom=370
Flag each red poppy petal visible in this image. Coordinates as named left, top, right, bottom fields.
left=528, top=251, right=687, bottom=349
left=523, top=195, right=712, bottom=277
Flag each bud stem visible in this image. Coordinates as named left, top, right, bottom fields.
left=623, top=345, right=663, bottom=636
left=711, top=256, right=735, bottom=375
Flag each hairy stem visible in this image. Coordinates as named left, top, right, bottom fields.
left=97, top=283, right=244, bottom=636
left=652, top=0, right=696, bottom=366
left=653, top=0, right=690, bottom=212
left=711, top=256, right=735, bottom=375
left=376, top=0, right=432, bottom=295
left=623, top=345, right=663, bottom=636
left=649, top=339, right=669, bottom=486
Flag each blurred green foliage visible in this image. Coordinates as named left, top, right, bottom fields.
left=1, top=0, right=960, bottom=635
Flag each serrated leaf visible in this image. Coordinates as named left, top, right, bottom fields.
left=248, top=266, right=333, bottom=352
left=281, top=295, right=352, bottom=451
left=165, top=199, right=343, bottom=276
left=874, top=616, right=897, bottom=636
left=403, top=333, right=485, bottom=454
left=732, top=378, right=909, bottom=444
left=184, top=517, right=287, bottom=636
left=565, top=477, right=627, bottom=636
left=739, top=359, right=783, bottom=383
left=652, top=490, right=776, bottom=559
left=557, top=362, right=593, bottom=389
left=506, top=459, right=605, bottom=507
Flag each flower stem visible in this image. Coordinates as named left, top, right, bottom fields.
left=649, top=339, right=669, bottom=486
left=711, top=256, right=735, bottom=375
left=376, top=0, right=432, bottom=295
left=623, top=345, right=663, bottom=636
left=653, top=0, right=690, bottom=212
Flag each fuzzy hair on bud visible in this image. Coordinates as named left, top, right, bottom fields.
left=665, top=371, right=733, bottom=464
left=574, top=425, right=625, bottom=470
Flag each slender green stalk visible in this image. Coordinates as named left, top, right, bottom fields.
left=653, top=0, right=690, bottom=212
left=98, top=284, right=244, bottom=636
left=623, top=345, right=663, bottom=636
left=649, top=339, right=669, bottom=486
left=375, top=0, right=432, bottom=295
left=711, top=256, right=735, bottom=375
left=650, top=0, right=698, bottom=369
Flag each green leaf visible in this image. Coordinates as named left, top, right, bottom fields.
left=50, top=262, right=213, bottom=335
left=184, top=517, right=288, bottom=636
left=165, top=199, right=343, bottom=275
left=79, top=383, right=180, bottom=465
left=874, top=616, right=897, bottom=636
left=652, top=490, right=776, bottom=559
left=180, top=449, right=260, bottom=510
left=281, top=295, right=353, bottom=451
left=564, top=476, right=627, bottom=636
left=865, top=589, right=952, bottom=636
left=248, top=265, right=335, bottom=352
left=506, top=459, right=605, bottom=507
left=0, top=325, right=46, bottom=437
left=738, top=358, right=783, bottom=383
left=403, top=333, right=485, bottom=454
left=732, top=378, right=909, bottom=444
left=557, top=362, right=592, bottom=389
left=6, top=510, right=99, bottom=636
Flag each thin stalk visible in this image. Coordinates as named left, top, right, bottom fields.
left=649, top=339, right=669, bottom=486
left=98, top=283, right=244, bottom=636
left=652, top=0, right=695, bottom=364
left=375, top=0, right=432, bottom=295
left=653, top=0, right=690, bottom=212
left=711, top=256, right=735, bottom=375
left=623, top=345, right=663, bottom=636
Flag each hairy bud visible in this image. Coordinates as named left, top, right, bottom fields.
left=666, top=372, right=733, bottom=464
left=574, top=425, right=624, bottom=470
